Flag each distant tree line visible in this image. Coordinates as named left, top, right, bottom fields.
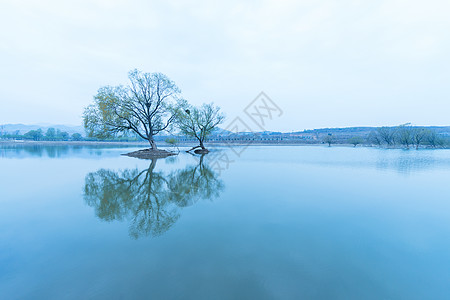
left=0, top=128, right=83, bottom=141
left=320, top=124, right=448, bottom=148
left=1, top=122, right=448, bottom=150
left=366, top=124, right=445, bottom=149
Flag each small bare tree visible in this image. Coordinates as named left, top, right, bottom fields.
left=323, top=133, right=335, bottom=147
left=83, top=69, right=180, bottom=150
left=348, top=136, right=364, bottom=147
left=176, top=101, right=225, bottom=153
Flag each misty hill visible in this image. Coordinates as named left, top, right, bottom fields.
left=301, top=126, right=450, bottom=135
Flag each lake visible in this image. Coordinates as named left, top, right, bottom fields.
left=1, top=144, right=450, bottom=299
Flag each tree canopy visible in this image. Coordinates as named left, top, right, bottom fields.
left=83, top=69, right=180, bottom=150
left=176, top=101, right=224, bottom=152
left=323, top=133, right=335, bottom=147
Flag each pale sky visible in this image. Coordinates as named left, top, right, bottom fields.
left=1, top=0, right=449, bottom=132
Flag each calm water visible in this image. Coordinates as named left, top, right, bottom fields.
left=1, top=144, right=450, bottom=299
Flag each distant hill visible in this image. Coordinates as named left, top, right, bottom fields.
left=299, top=126, right=450, bottom=138
left=0, top=124, right=85, bottom=135
left=301, top=126, right=450, bottom=135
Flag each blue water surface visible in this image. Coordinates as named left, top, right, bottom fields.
left=0, top=144, right=449, bottom=299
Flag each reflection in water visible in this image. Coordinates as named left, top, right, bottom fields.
left=83, top=156, right=224, bottom=238
left=0, top=144, right=138, bottom=159
left=0, top=144, right=72, bottom=158
left=374, top=151, right=441, bottom=175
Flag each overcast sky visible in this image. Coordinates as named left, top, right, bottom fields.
left=1, top=0, right=449, bottom=131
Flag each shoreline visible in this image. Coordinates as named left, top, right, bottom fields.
left=0, top=140, right=447, bottom=150
left=0, top=140, right=149, bottom=146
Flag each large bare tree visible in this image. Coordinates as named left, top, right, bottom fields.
left=83, top=69, right=180, bottom=150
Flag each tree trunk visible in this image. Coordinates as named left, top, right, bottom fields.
left=187, top=139, right=207, bottom=153
left=149, top=139, right=157, bottom=150
left=186, top=145, right=201, bottom=152
left=149, top=159, right=157, bottom=172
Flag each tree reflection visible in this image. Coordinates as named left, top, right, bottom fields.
left=166, top=155, right=223, bottom=207
left=83, top=156, right=224, bottom=239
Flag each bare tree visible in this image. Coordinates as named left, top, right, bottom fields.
left=348, top=136, right=364, bottom=147
left=323, top=133, right=335, bottom=147
left=367, top=131, right=382, bottom=146
left=176, top=101, right=225, bottom=153
left=377, top=127, right=396, bottom=146
left=83, top=69, right=180, bottom=150
left=396, top=125, right=413, bottom=148
left=411, top=128, right=429, bottom=150
left=426, top=130, right=443, bottom=148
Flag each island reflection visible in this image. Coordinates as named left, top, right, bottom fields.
left=83, top=155, right=224, bottom=239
